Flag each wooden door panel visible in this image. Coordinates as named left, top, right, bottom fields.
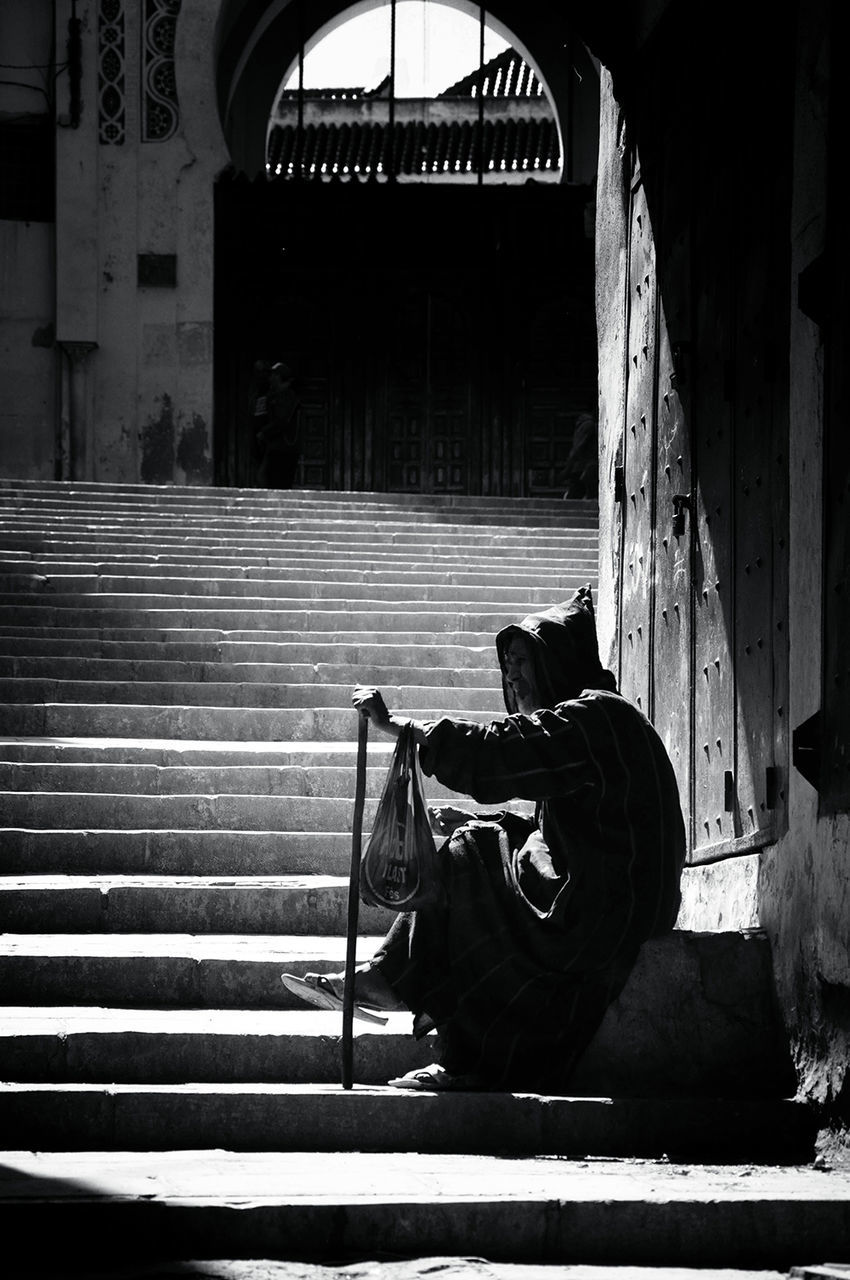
left=386, top=406, right=425, bottom=491
left=619, top=176, right=656, bottom=716
left=431, top=403, right=469, bottom=491
left=650, top=106, right=693, bottom=836
left=611, top=45, right=788, bottom=863
left=691, top=178, right=736, bottom=859
left=732, top=181, right=777, bottom=844
left=429, top=290, right=475, bottom=492
left=527, top=400, right=573, bottom=494
left=299, top=386, right=332, bottom=489
left=385, top=285, right=428, bottom=491
left=652, top=338, right=691, bottom=828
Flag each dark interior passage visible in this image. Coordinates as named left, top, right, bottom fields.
left=214, top=177, right=597, bottom=495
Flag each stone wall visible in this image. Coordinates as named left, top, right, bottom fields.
left=758, top=0, right=850, bottom=1132
left=1, top=0, right=228, bottom=484
left=62, top=0, right=228, bottom=483
left=595, top=3, right=849, bottom=1130
left=0, top=221, right=56, bottom=479
left=0, top=1, right=55, bottom=479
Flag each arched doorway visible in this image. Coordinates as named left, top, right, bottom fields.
left=212, top=1, right=602, bottom=495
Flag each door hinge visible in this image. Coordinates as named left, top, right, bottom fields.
left=792, top=710, right=821, bottom=791
left=671, top=341, right=691, bottom=389
left=724, top=770, right=736, bottom=812
left=765, top=765, right=778, bottom=810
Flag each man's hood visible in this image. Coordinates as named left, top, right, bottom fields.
left=495, top=584, right=618, bottom=714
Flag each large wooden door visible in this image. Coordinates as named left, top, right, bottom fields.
left=616, top=41, right=789, bottom=865
left=384, top=280, right=476, bottom=493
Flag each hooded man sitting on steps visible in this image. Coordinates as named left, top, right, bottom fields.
left=284, top=585, right=686, bottom=1093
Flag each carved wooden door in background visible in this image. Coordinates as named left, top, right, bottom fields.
left=384, top=280, right=475, bottom=493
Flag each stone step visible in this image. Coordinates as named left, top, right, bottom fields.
left=0, top=703, right=493, bottom=740
left=0, top=547, right=597, bottom=573
left=0, top=825, right=443, bottom=874
left=0, top=1084, right=815, bottom=1163
left=0, top=512, right=594, bottom=538
left=0, top=506, right=588, bottom=532
left=0, top=658, right=499, bottom=687
left=0, top=494, right=595, bottom=527
left=0, top=477, right=591, bottom=504
left=0, top=790, right=527, bottom=830
left=0, top=576, right=592, bottom=605
left=0, top=792, right=370, bottom=830
left=0, top=877, right=395, bottom=934
left=0, top=678, right=499, bottom=711
left=0, top=535, right=597, bottom=568
left=0, top=479, right=593, bottom=514
left=0, top=934, right=384, bottom=1004
left=0, top=510, right=595, bottom=533
left=0, top=515, right=596, bottom=543
left=3, top=1148, right=849, bottom=1272
left=0, top=996, right=787, bottom=1097
left=0, top=828, right=355, bottom=874
left=0, top=1006, right=431, bottom=1083
left=0, top=628, right=502, bottom=652
left=0, top=585, right=572, bottom=613
left=0, top=932, right=799, bottom=1098
left=0, top=605, right=547, bottom=632
left=0, top=556, right=597, bottom=583
left=0, top=1265, right=798, bottom=1280
left=0, top=760, right=468, bottom=797
left=2, top=1148, right=846, bottom=1272
left=0, top=738, right=396, bottom=766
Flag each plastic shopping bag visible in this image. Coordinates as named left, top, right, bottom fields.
left=360, top=723, right=443, bottom=911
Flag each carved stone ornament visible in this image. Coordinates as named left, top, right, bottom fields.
left=142, top=0, right=182, bottom=142
left=98, top=0, right=126, bottom=145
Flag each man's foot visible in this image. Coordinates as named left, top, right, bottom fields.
left=281, top=964, right=406, bottom=1021
left=331, top=964, right=407, bottom=1012
left=280, top=972, right=389, bottom=1024
left=386, top=1062, right=490, bottom=1091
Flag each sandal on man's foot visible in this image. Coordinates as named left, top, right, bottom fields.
left=281, top=972, right=388, bottom=1024
left=387, top=1062, right=488, bottom=1091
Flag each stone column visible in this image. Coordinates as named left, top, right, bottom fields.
left=55, top=0, right=99, bottom=479
left=57, top=340, right=99, bottom=480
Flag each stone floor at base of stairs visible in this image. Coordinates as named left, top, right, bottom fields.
left=20, top=1259, right=792, bottom=1280
left=2, top=1151, right=850, bottom=1271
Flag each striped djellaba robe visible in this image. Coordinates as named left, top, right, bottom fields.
left=371, top=587, right=686, bottom=1091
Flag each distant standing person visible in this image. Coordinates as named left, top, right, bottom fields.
left=248, top=360, right=272, bottom=483
left=562, top=412, right=598, bottom=500
left=257, top=362, right=301, bottom=489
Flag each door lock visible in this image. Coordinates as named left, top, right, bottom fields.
left=672, top=493, right=692, bottom=538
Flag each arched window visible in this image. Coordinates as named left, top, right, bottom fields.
left=266, top=1, right=563, bottom=184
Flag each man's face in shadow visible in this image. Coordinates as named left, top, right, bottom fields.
left=504, top=634, right=540, bottom=714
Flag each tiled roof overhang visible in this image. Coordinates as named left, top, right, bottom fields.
left=267, top=113, right=559, bottom=180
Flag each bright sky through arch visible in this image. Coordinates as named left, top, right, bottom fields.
left=283, top=2, right=510, bottom=97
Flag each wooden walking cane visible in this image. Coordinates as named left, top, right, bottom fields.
left=341, top=710, right=368, bottom=1089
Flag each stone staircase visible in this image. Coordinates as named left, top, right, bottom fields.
left=0, top=478, right=847, bottom=1274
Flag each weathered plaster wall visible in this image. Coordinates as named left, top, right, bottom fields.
left=0, top=222, right=56, bottom=479
left=0, top=1, right=55, bottom=480
left=50, top=0, right=228, bottom=484
left=758, top=0, right=850, bottom=1130
left=91, top=1, right=227, bottom=483
left=676, top=856, right=760, bottom=933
